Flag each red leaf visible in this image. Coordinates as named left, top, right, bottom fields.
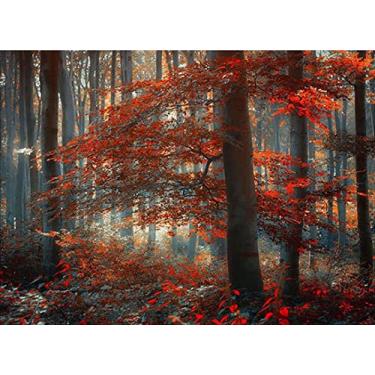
left=265, top=312, right=273, bottom=320
left=229, top=304, right=239, bottom=313
left=232, top=289, right=240, bottom=296
left=195, top=313, right=204, bottom=321
left=220, top=314, right=229, bottom=324
left=279, top=307, right=289, bottom=318
left=147, top=298, right=157, bottom=305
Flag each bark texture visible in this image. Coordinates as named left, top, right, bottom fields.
left=217, top=50, right=263, bottom=291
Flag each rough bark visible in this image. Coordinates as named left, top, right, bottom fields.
left=217, top=50, right=263, bottom=291
left=40, top=51, right=61, bottom=279
left=281, top=51, right=308, bottom=296
left=354, top=51, right=373, bottom=284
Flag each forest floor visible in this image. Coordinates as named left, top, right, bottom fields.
left=1, top=233, right=374, bottom=325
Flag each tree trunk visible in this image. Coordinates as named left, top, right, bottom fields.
left=207, top=50, right=226, bottom=258
left=88, top=51, right=99, bottom=124
left=22, top=52, right=38, bottom=198
left=58, top=51, right=76, bottom=161
left=308, top=122, right=317, bottom=269
left=15, top=52, right=29, bottom=232
left=217, top=50, right=263, bottom=292
left=119, top=51, right=134, bottom=249
left=58, top=51, right=77, bottom=229
left=354, top=50, right=373, bottom=285
left=40, top=51, right=61, bottom=279
left=326, top=115, right=335, bottom=249
left=147, top=51, right=163, bottom=250
left=281, top=51, right=308, bottom=296
left=4, top=52, right=16, bottom=227
left=335, top=106, right=347, bottom=249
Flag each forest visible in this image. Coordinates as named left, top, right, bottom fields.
left=0, top=50, right=374, bottom=325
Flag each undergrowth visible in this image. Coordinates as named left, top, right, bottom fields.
left=0, top=229, right=374, bottom=325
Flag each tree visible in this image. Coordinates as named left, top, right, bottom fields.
left=119, top=51, right=135, bottom=248
left=147, top=51, right=162, bottom=250
left=216, top=50, right=263, bottom=291
left=4, top=52, right=16, bottom=227
left=281, top=51, right=308, bottom=296
left=58, top=51, right=76, bottom=163
left=354, top=50, right=373, bottom=285
left=40, top=51, right=61, bottom=279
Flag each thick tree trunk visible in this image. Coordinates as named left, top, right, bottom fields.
left=217, top=50, right=263, bottom=291
left=281, top=51, right=308, bottom=296
left=354, top=51, right=373, bottom=285
left=40, top=51, right=61, bottom=279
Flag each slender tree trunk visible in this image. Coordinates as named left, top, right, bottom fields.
left=335, top=106, right=347, bottom=249
left=308, top=122, right=317, bottom=269
left=88, top=51, right=99, bottom=124
left=147, top=51, right=162, bottom=250
left=326, top=115, right=335, bottom=249
left=217, top=50, right=263, bottom=291
left=40, top=51, right=61, bottom=279
left=22, top=52, right=38, bottom=198
left=110, top=51, right=118, bottom=225
left=281, top=51, right=308, bottom=296
left=58, top=51, right=77, bottom=230
left=110, top=51, right=117, bottom=106
left=256, top=103, right=263, bottom=186
left=58, top=51, right=76, bottom=164
left=170, top=51, right=180, bottom=254
left=4, top=52, right=16, bottom=227
left=207, top=50, right=226, bottom=258
left=273, top=106, right=281, bottom=153
left=15, top=52, right=28, bottom=232
left=354, top=50, right=373, bottom=285
left=0, top=53, right=3, bottom=225
left=119, top=51, right=134, bottom=249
